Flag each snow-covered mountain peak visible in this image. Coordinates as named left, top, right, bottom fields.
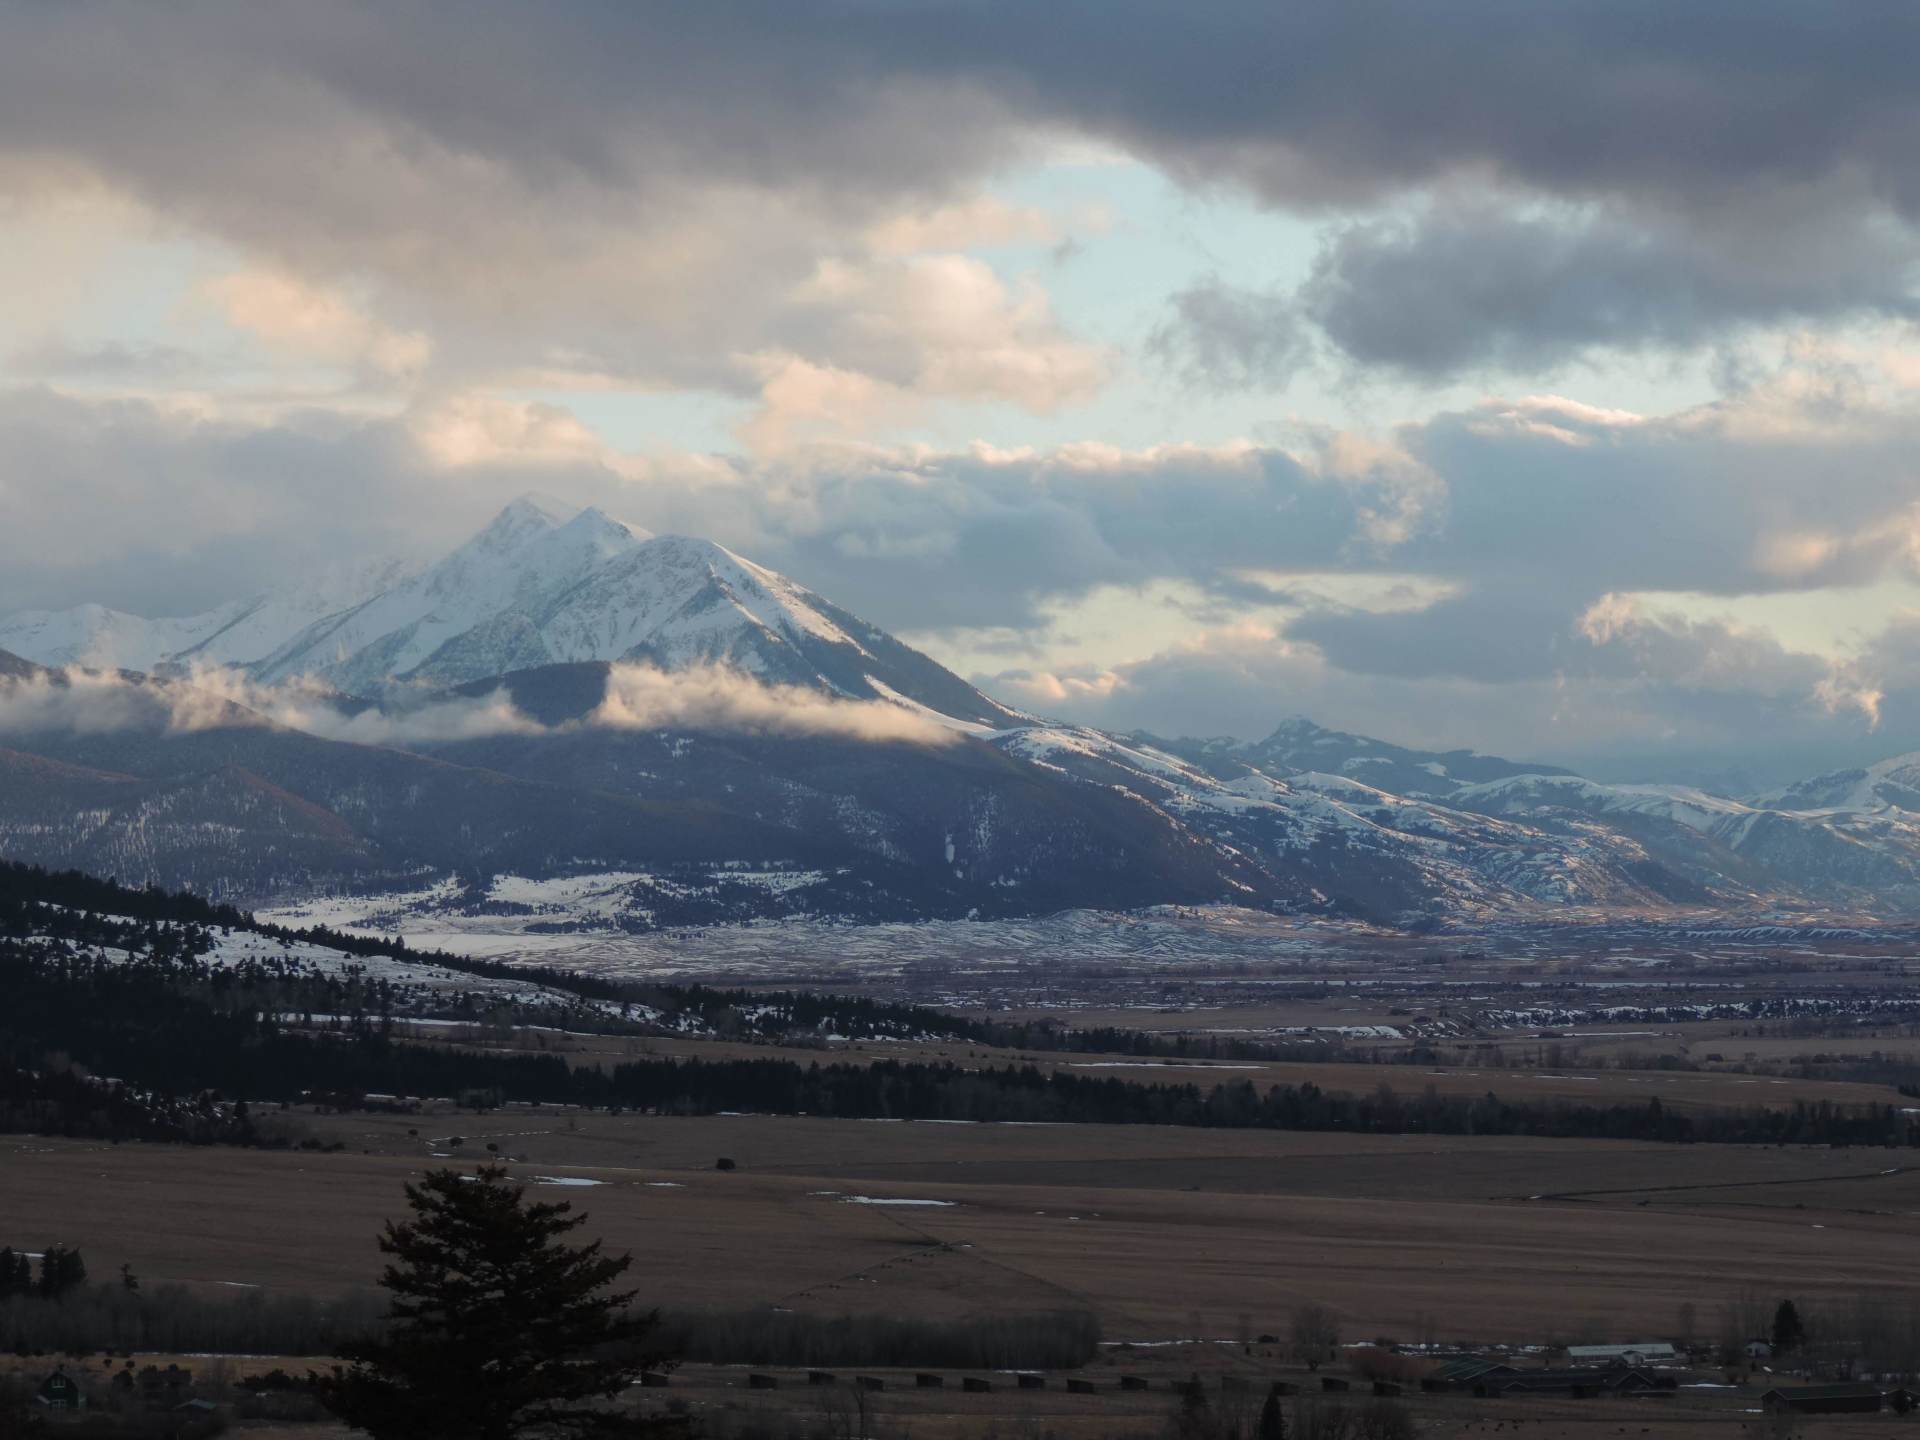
left=1261, top=715, right=1345, bottom=747
left=0, top=497, right=1015, bottom=727
left=1761, top=751, right=1920, bottom=814
left=490, top=491, right=580, bottom=533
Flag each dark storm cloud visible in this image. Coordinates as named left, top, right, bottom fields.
left=1285, top=589, right=1572, bottom=684
left=1310, top=201, right=1920, bottom=377
left=10, top=2, right=1920, bottom=258
left=7, top=3, right=1920, bottom=390
left=1157, top=198, right=1920, bottom=385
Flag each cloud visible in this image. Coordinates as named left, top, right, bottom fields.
left=984, top=614, right=1892, bottom=780
left=1156, top=197, right=1920, bottom=384
left=7, top=348, right=1920, bottom=645
left=591, top=663, right=959, bottom=745
left=1309, top=198, right=1919, bottom=379
left=0, top=661, right=958, bottom=750
left=205, top=269, right=431, bottom=380
left=8, top=4, right=1920, bottom=406
left=168, top=668, right=545, bottom=745
left=990, top=667, right=1125, bottom=709
left=8, top=344, right=1920, bottom=771
left=1148, top=280, right=1311, bottom=390
left=0, top=5, right=1114, bottom=426
left=21, top=2, right=1917, bottom=229
left=0, top=664, right=541, bottom=745
left=864, top=196, right=1062, bottom=258
left=0, top=666, right=191, bottom=738
left=741, top=254, right=1109, bottom=450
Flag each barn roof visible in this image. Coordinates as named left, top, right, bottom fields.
left=1433, top=1357, right=1512, bottom=1383
left=1566, top=1342, right=1676, bottom=1360
left=1764, top=1384, right=1884, bottom=1401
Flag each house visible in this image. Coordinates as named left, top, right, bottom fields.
left=1421, top=1357, right=1521, bottom=1394
left=1762, top=1383, right=1885, bottom=1415
left=35, top=1368, right=84, bottom=1410
left=1565, top=1342, right=1677, bottom=1367
left=1489, top=1367, right=1668, bottom=1399
left=1744, top=1339, right=1773, bottom=1362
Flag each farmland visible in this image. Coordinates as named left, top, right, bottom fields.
left=7, top=1115, right=1919, bottom=1336
left=9, top=1115, right=1920, bottom=1435
left=8, top=871, right=1920, bottom=1436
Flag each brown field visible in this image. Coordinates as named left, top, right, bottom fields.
left=7, top=1115, right=1918, bottom=1339
left=9, top=1112, right=1920, bottom=1436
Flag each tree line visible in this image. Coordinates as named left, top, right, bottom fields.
left=7, top=862, right=1920, bottom=1150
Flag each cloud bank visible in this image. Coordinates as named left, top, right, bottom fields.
left=9, top=3, right=1920, bottom=401
left=5, top=341, right=1920, bottom=776
left=0, top=663, right=960, bottom=750
left=8, top=4, right=1920, bottom=778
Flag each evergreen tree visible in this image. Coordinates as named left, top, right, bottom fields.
left=1772, top=1299, right=1806, bottom=1352
left=1257, top=1388, right=1287, bottom=1440
left=1173, top=1371, right=1211, bottom=1440
left=37, top=1246, right=84, bottom=1299
left=314, top=1166, right=672, bottom=1438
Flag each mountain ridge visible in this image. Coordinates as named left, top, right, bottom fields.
left=12, top=501, right=1920, bottom=922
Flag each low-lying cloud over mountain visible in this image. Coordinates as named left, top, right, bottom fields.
left=0, top=655, right=962, bottom=751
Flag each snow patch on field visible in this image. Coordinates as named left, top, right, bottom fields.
left=839, top=1196, right=955, bottom=1207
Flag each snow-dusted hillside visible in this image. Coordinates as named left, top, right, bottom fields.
left=1169, top=716, right=1575, bottom=798
left=987, top=724, right=1698, bottom=916
left=1444, top=769, right=1920, bottom=904
left=1761, top=753, right=1920, bottom=814
left=0, top=557, right=419, bottom=673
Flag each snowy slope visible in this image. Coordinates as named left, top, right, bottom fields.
left=253, top=498, right=649, bottom=688
left=1450, top=769, right=1920, bottom=903
left=1761, top=753, right=1920, bottom=814
left=254, top=500, right=1021, bottom=724
left=1191, top=716, right=1575, bottom=797
left=0, top=557, right=420, bottom=674
left=0, top=601, right=255, bottom=672
left=987, top=724, right=1698, bottom=917
left=1451, top=773, right=1757, bottom=833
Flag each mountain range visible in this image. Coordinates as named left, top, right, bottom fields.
left=6, top=495, right=1920, bottom=926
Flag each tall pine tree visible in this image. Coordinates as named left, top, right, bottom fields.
left=37, top=1246, right=85, bottom=1299
left=1258, top=1387, right=1287, bottom=1440
left=314, top=1167, right=673, bottom=1438
left=1772, top=1299, right=1806, bottom=1352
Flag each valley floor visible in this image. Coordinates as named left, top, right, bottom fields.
left=8, top=1116, right=1920, bottom=1435
left=8, top=1115, right=1919, bottom=1337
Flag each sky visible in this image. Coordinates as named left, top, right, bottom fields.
left=4, top=2, right=1920, bottom=785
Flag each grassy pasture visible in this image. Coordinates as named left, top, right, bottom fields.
left=6, top=1114, right=1919, bottom=1343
